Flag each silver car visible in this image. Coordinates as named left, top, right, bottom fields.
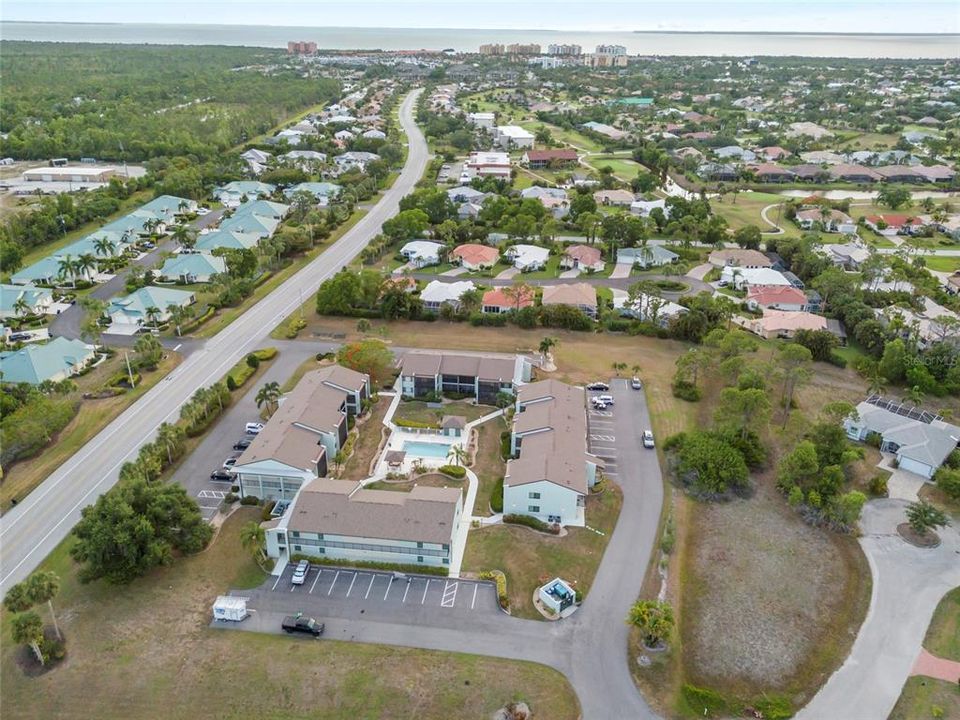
left=291, top=560, right=310, bottom=585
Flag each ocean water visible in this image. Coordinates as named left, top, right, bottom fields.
left=1, top=22, right=957, bottom=59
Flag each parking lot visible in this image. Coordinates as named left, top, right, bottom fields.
left=586, top=391, right=620, bottom=482
left=234, top=563, right=502, bottom=628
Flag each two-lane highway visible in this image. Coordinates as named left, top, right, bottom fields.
left=0, top=89, right=428, bottom=594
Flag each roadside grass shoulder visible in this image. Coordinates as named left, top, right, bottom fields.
left=888, top=677, right=960, bottom=720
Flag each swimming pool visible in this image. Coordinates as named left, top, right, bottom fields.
left=402, top=440, right=453, bottom=459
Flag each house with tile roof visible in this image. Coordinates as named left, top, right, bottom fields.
left=541, top=283, right=598, bottom=318
left=420, top=280, right=476, bottom=313
left=107, top=287, right=195, bottom=331
left=0, top=337, right=96, bottom=385
left=450, top=244, right=499, bottom=271
left=745, top=285, right=809, bottom=312
left=194, top=229, right=261, bottom=252
left=158, top=253, right=227, bottom=284
left=0, top=284, right=53, bottom=319
left=481, top=286, right=535, bottom=314
left=618, top=245, right=679, bottom=269
left=561, top=245, right=604, bottom=273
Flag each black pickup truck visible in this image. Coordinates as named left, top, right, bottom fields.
left=282, top=615, right=324, bottom=637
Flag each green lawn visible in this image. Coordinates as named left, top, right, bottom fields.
left=584, top=156, right=644, bottom=180
left=463, top=482, right=623, bottom=619
left=520, top=254, right=563, bottom=280
left=394, top=400, right=494, bottom=426
left=0, top=510, right=580, bottom=720
left=924, top=256, right=960, bottom=273
left=888, top=677, right=960, bottom=720
left=473, top=415, right=508, bottom=517
left=924, top=587, right=960, bottom=662
left=516, top=121, right=605, bottom=153
left=711, top=192, right=802, bottom=236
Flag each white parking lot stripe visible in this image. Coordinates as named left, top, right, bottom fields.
left=365, top=574, right=375, bottom=599
left=271, top=572, right=283, bottom=591
left=471, top=583, right=478, bottom=609
left=327, top=570, right=341, bottom=596
left=383, top=576, right=393, bottom=601
left=346, top=572, right=358, bottom=597
left=309, top=568, right=322, bottom=594
left=441, top=580, right=458, bottom=608
left=590, top=434, right=615, bottom=441
left=197, top=490, right=227, bottom=499
left=421, top=579, right=431, bottom=605
left=402, top=579, right=411, bottom=603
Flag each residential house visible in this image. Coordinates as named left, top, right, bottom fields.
left=617, top=245, right=679, bottom=269
left=914, top=165, right=956, bottom=183
left=715, top=146, right=757, bottom=163
left=795, top=207, right=856, bottom=233
left=0, top=284, right=53, bottom=319
left=521, top=149, right=578, bottom=169
left=0, top=337, right=96, bottom=385
left=263, top=479, right=462, bottom=568
left=593, top=189, right=635, bottom=207
left=481, top=286, right=535, bottom=314
left=214, top=181, right=276, bottom=207
left=630, top=198, right=669, bottom=218
left=520, top=186, right=569, bottom=218
left=466, top=112, right=496, bottom=128
left=235, top=366, right=367, bottom=501
left=874, top=166, right=928, bottom=184
left=420, top=280, right=476, bottom=312
left=505, top=244, right=550, bottom=272
left=398, top=351, right=531, bottom=404
left=561, top=245, right=605, bottom=272
left=158, top=253, right=227, bottom=284
left=446, top=186, right=487, bottom=204
left=614, top=292, right=687, bottom=327
left=709, top=248, right=773, bottom=269
left=107, top=287, right=195, bottom=331
left=757, top=146, right=792, bottom=161
left=580, top=121, right=627, bottom=140
left=280, top=150, right=327, bottom=171
left=865, top=214, right=925, bottom=237
left=720, top=266, right=792, bottom=290
left=399, top=240, right=444, bottom=268
left=541, top=283, right=598, bottom=318
left=698, top=162, right=738, bottom=182
left=10, top=256, right=88, bottom=286
left=502, top=379, right=603, bottom=527
left=790, top=164, right=831, bottom=183
left=194, top=229, right=261, bottom=252
left=333, top=151, right=380, bottom=173
left=283, top=182, right=342, bottom=204
left=749, top=163, right=796, bottom=183
left=799, top=151, right=845, bottom=165
left=737, top=309, right=845, bottom=342
left=820, top=242, right=871, bottom=271
left=450, top=244, right=499, bottom=271
left=786, top=122, right=832, bottom=140
left=745, top=285, right=809, bottom=312
left=139, top=195, right=198, bottom=222
left=829, top=164, right=882, bottom=183
left=464, top=151, right=512, bottom=179
left=311, top=363, right=371, bottom=416
left=844, top=398, right=960, bottom=479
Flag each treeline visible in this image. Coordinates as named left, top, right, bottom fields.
left=0, top=42, right=339, bottom=161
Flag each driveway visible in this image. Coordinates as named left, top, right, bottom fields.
left=797, top=499, right=960, bottom=720
left=494, top=267, right=519, bottom=280
left=609, top=261, right=633, bottom=279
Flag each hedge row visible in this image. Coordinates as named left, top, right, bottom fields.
left=479, top=570, right=509, bottom=609
left=288, top=554, right=449, bottom=576
left=438, top=465, right=466, bottom=478
left=395, top=418, right=439, bottom=430
left=503, top=514, right=560, bottom=534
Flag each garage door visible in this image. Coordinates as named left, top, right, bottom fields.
left=897, top=455, right=933, bottom=479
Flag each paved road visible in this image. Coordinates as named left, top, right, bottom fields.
left=217, top=377, right=665, bottom=719
left=49, top=209, right=226, bottom=340
left=797, top=499, right=960, bottom=720
left=0, top=88, right=428, bottom=595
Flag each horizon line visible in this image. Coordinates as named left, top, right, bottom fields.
left=1, top=20, right=958, bottom=37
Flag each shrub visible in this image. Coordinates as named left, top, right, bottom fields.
left=499, top=431, right=513, bottom=461
left=503, top=514, right=560, bottom=534
left=827, top=352, right=847, bottom=368
left=287, top=554, right=448, bottom=576
left=934, top=466, right=960, bottom=500
left=239, top=495, right=260, bottom=506
left=490, top=477, right=504, bottom=513
left=285, top=316, right=306, bottom=339
left=226, top=375, right=238, bottom=391
left=260, top=500, right=277, bottom=521
left=868, top=474, right=889, bottom=497
left=223, top=492, right=239, bottom=504
left=671, top=379, right=701, bottom=402
left=865, top=431, right=883, bottom=448
left=438, top=465, right=466, bottom=478
left=395, top=418, right=440, bottom=429
left=245, top=353, right=260, bottom=369
left=681, top=684, right=735, bottom=716
left=751, top=695, right=794, bottom=720
left=479, top=570, right=509, bottom=609
left=254, top=347, right=278, bottom=361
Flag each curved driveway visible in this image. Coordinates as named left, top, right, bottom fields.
left=0, top=88, right=429, bottom=595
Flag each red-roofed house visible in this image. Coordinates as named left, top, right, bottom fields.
left=481, top=286, right=535, bottom=314
left=521, top=149, right=579, bottom=169
left=865, top=214, right=926, bottom=237
left=746, top=285, right=809, bottom=312
left=560, top=245, right=605, bottom=272
left=450, top=243, right=500, bottom=271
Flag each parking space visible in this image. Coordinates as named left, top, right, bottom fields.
left=586, top=389, right=619, bottom=478
left=248, top=563, right=501, bottom=623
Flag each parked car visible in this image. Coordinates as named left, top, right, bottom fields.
left=245, top=422, right=264, bottom=435
left=643, top=430, right=655, bottom=448
left=596, top=394, right=615, bottom=405
left=142, top=241, right=156, bottom=249
left=8, top=332, right=30, bottom=342
left=592, top=398, right=609, bottom=410
left=631, top=377, right=642, bottom=390
left=196, top=207, right=210, bottom=215
left=586, top=381, right=610, bottom=391
left=291, top=560, right=310, bottom=585
left=210, top=469, right=234, bottom=482
left=223, top=456, right=240, bottom=470
left=233, top=438, right=252, bottom=451
left=282, top=615, right=324, bottom=637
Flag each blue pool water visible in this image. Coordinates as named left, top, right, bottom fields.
left=403, top=441, right=452, bottom=459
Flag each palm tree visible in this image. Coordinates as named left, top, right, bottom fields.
left=167, top=303, right=193, bottom=337
left=56, top=255, right=79, bottom=287
left=144, top=218, right=163, bottom=236
left=145, top=306, right=162, bottom=329
left=612, top=361, right=627, bottom=376
left=172, top=224, right=197, bottom=250
left=447, top=445, right=469, bottom=467
left=906, top=385, right=925, bottom=407
left=77, top=253, right=98, bottom=279
left=92, top=236, right=116, bottom=258
left=25, top=571, right=62, bottom=641
left=503, top=280, right=532, bottom=311
left=631, top=364, right=641, bottom=378
left=12, top=296, right=30, bottom=319
left=239, top=521, right=268, bottom=570
left=255, top=381, right=281, bottom=415
left=866, top=370, right=888, bottom=397
left=539, top=336, right=557, bottom=357
left=11, top=612, right=45, bottom=666
left=156, top=422, right=182, bottom=465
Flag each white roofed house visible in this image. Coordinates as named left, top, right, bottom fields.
left=464, top=151, right=512, bottom=179
left=520, top=186, right=569, bottom=219
left=615, top=292, right=687, bottom=327
left=494, top=125, right=535, bottom=149
left=106, top=286, right=195, bottom=333
left=505, top=244, right=550, bottom=272
left=502, top=379, right=603, bottom=528
left=617, top=245, right=679, bottom=269
left=240, top=148, right=272, bottom=175
left=819, top=242, right=871, bottom=271
left=844, top=398, right=960, bottom=480
left=630, top=198, right=669, bottom=218
left=333, top=151, right=380, bottom=174
left=720, top=266, right=793, bottom=290
left=795, top=207, right=856, bottom=234
left=419, top=280, right=477, bottom=313
left=399, top=240, right=444, bottom=268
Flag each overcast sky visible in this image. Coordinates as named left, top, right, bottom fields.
left=3, top=0, right=958, bottom=34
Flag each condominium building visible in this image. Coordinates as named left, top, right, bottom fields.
left=398, top=351, right=532, bottom=404
left=479, top=44, right=505, bottom=55
left=547, top=43, right=582, bottom=56
left=287, top=41, right=317, bottom=55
